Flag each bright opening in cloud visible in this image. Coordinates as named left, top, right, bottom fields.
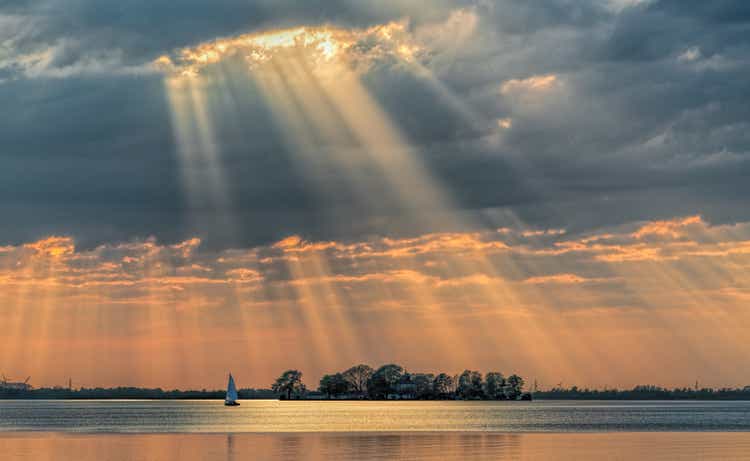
left=154, top=21, right=422, bottom=78
left=497, top=118, right=513, bottom=129
left=500, top=74, right=559, bottom=95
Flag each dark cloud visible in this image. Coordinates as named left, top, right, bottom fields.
left=1, top=0, right=749, bottom=248
left=477, top=0, right=610, bottom=34
left=602, top=2, right=750, bottom=62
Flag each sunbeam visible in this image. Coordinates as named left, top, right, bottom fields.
left=164, top=76, right=236, bottom=240
left=152, top=22, right=631, bottom=387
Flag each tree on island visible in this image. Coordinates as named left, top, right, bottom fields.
left=505, top=374, right=525, bottom=400
left=458, top=370, right=485, bottom=399
left=484, top=372, right=506, bottom=400
left=368, top=364, right=404, bottom=399
left=412, top=373, right=436, bottom=399
left=272, top=370, right=306, bottom=400
left=319, top=373, right=349, bottom=399
left=433, top=373, right=455, bottom=399
left=342, top=364, right=374, bottom=398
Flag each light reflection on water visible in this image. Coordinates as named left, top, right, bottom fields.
left=2, top=400, right=750, bottom=433
left=3, top=432, right=750, bottom=460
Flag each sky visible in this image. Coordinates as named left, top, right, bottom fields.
left=1, top=0, right=750, bottom=390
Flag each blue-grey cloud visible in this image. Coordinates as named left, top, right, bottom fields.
left=1, top=0, right=749, bottom=248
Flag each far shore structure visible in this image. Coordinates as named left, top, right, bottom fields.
left=0, top=375, right=32, bottom=392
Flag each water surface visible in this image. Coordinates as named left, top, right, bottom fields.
left=1, top=400, right=750, bottom=433
left=2, top=432, right=750, bottom=460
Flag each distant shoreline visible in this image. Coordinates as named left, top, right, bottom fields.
left=4, top=383, right=750, bottom=401
left=4, top=396, right=523, bottom=401
left=3, top=393, right=750, bottom=401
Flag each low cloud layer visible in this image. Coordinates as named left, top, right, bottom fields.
left=3, top=216, right=749, bottom=387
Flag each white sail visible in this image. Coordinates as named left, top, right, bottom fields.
left=226, top=373, right=238, bottom=403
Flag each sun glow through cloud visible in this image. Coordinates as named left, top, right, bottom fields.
left=154, top=21, right=422, bottom=78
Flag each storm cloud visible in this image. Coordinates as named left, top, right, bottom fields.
left=1, top=0, right=749, bottom=248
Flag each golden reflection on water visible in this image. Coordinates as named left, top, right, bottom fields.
left=2, top=433, right=750, bottom=461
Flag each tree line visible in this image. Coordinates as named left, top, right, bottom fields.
left=272, top=364, right=530, bottom=400
left=534, top=385, right=750, bottom=400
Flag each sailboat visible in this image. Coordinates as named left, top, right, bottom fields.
left=225, top=373, right=240, bottom=406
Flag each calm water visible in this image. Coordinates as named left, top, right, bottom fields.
left=2, top=432, right=750, bottom=460
left=1, top=400, right=749, bottom=433
left=2, top=401, right=750, bottom=460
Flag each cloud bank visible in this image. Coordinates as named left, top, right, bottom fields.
left=3, top=216, right=750, bottom=387
left=0, top=0, right=747, bottom=247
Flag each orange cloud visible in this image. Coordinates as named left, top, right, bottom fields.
left=435, top=274, right=501, bottom=287
left=273, top=235, right=343, bottom=253
left=523, top=274, right=593, bottom=285
left=373, top=232, right=509, bottom=258
left=225, top=268, right=263, bottom=284
left=23, top=236, right=75, bottom=258
left=632, top=215, right=704, bottom=239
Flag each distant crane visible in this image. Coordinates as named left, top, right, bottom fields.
left=0, top=374, right=32, bottom=392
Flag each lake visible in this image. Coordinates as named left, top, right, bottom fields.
left=2, top=400, right=750, bottom=432
left=2, top=400, right=750, bottom=459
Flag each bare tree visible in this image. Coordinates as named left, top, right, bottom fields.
left=342, top=364, right=374, bottom=398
